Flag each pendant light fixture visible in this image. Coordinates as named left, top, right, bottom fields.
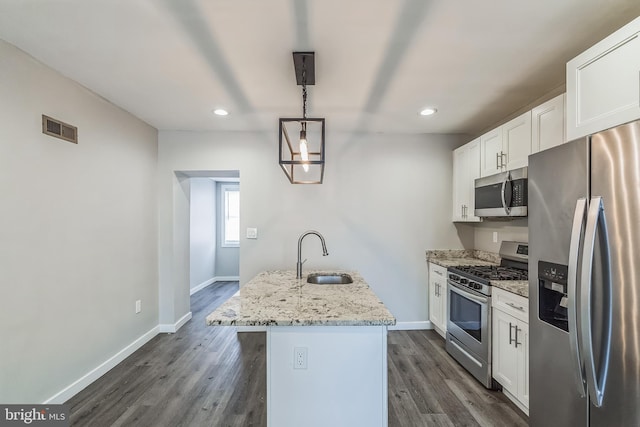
left=279, top=52, right=325, bottom=184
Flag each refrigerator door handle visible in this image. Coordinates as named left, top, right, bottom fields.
left=500, top=172, right=511, bottom=215
left=568, top=198, right=587, bottom=397
left=580, top=196, right=613, bottom=408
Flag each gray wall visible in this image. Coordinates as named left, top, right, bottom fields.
left=472, top=219, right=529, bottom=252
left=158, top=130, right=471, bottom=325
left=215, top=181, right=240, bottom=278
left=0, top=40, right=158, bottom=403
left=189, top=178, right=216, bottom=289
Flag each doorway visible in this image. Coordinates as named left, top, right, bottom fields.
left=189, top=173, right=240, bottom=296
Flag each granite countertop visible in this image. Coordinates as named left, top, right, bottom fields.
left=206, top=270, right=396, bottom=327
left=425, top=249, right=500, bottom=268
left=491, top=280, right=529, bottom=298
left=426, top=249, right=529, bottom=298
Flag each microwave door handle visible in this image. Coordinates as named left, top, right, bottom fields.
left=568, top=198, right=587, bottom=397
left=500, top=172, right=511, bottom=215
left=580, top=197, right=613, bottom=408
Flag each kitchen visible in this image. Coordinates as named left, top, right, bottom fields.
left=1, top=1, right=640, bottom=426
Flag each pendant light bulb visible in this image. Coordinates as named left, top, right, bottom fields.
left=300, top=128, right=309, bottom=172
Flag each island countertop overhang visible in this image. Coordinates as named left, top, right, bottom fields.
left=206, top=270, right=396, bottom=327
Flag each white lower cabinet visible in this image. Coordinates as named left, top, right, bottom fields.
left=492, top=287, right=529, bottom=414
left=428, top=263, right=447, bottom=338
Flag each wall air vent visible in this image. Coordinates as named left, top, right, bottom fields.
left=42, top=115, right=78, bottom=144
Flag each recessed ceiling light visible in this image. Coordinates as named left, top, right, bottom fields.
left=419, top=108, right=437, bottom=116
left=213, top=108, right=229, bottom=116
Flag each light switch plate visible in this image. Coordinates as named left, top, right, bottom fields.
left=246, top=227, right=258, bottom=239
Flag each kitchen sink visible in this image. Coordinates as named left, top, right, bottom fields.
left=306, top=273, right=353, bottom=285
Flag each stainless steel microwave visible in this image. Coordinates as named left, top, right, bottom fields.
left=474, top=167, right=527, bottom=218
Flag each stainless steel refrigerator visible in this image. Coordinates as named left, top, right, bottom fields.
left=529, top=119, right=640, bottom=426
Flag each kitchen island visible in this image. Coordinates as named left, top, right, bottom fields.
left=206, top=270, right=395, bottom=427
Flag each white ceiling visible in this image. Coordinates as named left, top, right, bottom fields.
left=1, top=1, right=639, bottom=136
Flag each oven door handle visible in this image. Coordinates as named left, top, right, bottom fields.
left=448, top=281, right=489, bottom=304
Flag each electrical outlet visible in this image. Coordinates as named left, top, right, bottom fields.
left=492, top=231, right=498, bottom=243
left=246, top=227, right=258, bottom=239
left=293, top=347, right=308, bottom=369
left=135, top=300, right=141, bottom=314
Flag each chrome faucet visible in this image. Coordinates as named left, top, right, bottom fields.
left=296, top=230, right=329, bottom=279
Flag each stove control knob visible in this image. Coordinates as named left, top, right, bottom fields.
left=474, top=283, right=482, bottom=290
left=460, top=278, right=468, bottom=285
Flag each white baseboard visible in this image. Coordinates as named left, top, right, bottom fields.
left=43, top=325, right=160, bottom=404
left=190, top=276, right=240, bottom=296
left=387, top=321, right=432, bottom=331
left=236, top=326, right=267, bottom=333
left=190, top=278, right=216, bottom=295
left=159, top=311, right=192, bottom=333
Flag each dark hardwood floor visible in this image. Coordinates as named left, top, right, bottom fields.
left=67, top=281, right=527, bottom=427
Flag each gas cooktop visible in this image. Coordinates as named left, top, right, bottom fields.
left=449, top=265, right=528, bottom=283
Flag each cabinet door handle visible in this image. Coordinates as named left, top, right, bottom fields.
left=514, top=326, right=521, bottom=348
left=505, top=302, right=525, bottom=312
left=496, top=152, right=501, bottom=169
left=501, top=152, right=507, bottom=169
left=508, top=322, right=514, bottom=345
left=461, top=204, right=464, bottom=218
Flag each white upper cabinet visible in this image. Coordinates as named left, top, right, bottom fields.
left=502, top=111, right=532, bottom=170
left=566, top=16, right=640, bottom=141
left=480, top=128, right=502, bottom=177
left=532, top=93, right=565, bottom=154
left=480, top=111, right=531, bottom=177
left=452, top=138, right=481, bottom=222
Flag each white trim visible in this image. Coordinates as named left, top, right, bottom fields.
left=238, top=322, right=431, bottom=333
left=387, top=321, right=432, bottom=331
left=190, top=276, right=240, bottom=296
left=236, top=326, right=267, bottom=333
left=159, top=311, right=193, bottom=333
left=43, top=325, right=160, bottom=404
left=190, top=278, right=216, bottom=295
left=215, top=275, right=239, bottom=282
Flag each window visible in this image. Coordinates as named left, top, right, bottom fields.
left=222, top=184, right=240, bottom=246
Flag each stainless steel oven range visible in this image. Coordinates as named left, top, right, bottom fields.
left=445, top=241, right=528, bottom=389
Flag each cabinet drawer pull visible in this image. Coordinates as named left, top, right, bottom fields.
left=434, top=269, right=444, bottom=276
left=505, top=301, right=525, bottom=312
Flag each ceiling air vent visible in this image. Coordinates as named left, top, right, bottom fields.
left=42, top=115, right=78, bottom=144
